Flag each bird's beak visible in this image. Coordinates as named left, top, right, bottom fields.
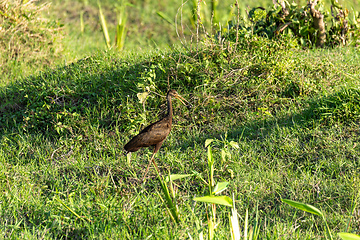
left=175, top=94, right=192, bottom=109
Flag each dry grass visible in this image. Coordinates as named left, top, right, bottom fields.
left=0, top=0, right=63, bottom=84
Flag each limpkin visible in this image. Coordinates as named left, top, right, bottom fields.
left=124, top=89, right=191, bottom=180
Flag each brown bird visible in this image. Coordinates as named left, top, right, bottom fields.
left=124, top=89, right=191, bottom=180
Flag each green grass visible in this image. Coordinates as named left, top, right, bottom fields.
left=1, top=0, right=360, bottom=238
left=1, top=35, right=360, bottom=238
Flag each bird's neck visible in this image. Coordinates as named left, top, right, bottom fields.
left=167, top=94, right=173, bottom=120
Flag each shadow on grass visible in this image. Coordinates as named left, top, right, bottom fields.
left=0, top=51, right=203, bottom=139
left=1, top=49, right=359, bottom=149
left=185, top=86, right=360, bottom=147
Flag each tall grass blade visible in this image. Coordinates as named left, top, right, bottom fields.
left=98, top=1, right=111, bottom=49
left=189, top=0, right=198, bottom=28
left=156, top=11, right=174, bottom=27
left=252, top=204, right=260, bottom=240
left=116, top=6, right=127, bottom=51
left=56, top=198, right=90, bottom=222
left=208, top=218, right=215, bottom=240
left=323, top=214, right=334, bottom=240
left=229, top=195, right=240, bottom=240
left=80, top=11, right=84, bottom=33
left=157, top=172, right=180, bottom=223
left=208, top=146, right=214, bottom=194
left=345, top=189, right=360, bottom=232
left=244, top=208, right=248, bottom=240
left=211, top=0, right=218, bottom=25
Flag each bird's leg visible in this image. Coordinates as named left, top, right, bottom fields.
left=141, top=151, right=160, bottom=182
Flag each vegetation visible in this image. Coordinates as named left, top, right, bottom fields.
left=0, top=0, right=63, bottom=84
left=223, top=0, right=360, bottom=47
left=0, top=0, right=360, bottom=239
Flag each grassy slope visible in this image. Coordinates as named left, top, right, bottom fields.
left=1, top=35, right=360, bottom=239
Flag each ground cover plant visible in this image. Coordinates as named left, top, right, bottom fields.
left=1, top=0, right=360, bottom=239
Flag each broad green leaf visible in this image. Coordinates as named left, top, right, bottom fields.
left=205, top=139, right=214, bottom=147
left=338, top=233, right=360, bottom=240
left=137, top=92, right=149, bottom=104
left=165, top=174, right=194, bottom=182
left=229, top=141, right=239, bottom=149
left=213, top=182, right=229, bottom=195
left=299, top=25, right=309, bottom=36
left=300, top=37, right=306, bottom=46
left=282, top=199, right=323, bottom=216
left=292, top=18, right=300, bottom=24
left=194, top=195, right=232, bottom=207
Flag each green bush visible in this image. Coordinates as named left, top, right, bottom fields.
left=221, top=1, right=360, bottom=48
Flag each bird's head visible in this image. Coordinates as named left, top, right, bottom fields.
left=168, top=89, right=192, bottom=109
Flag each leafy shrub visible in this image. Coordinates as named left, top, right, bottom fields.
left=222, top=1, right=360, bottom=48
left=0, top=0, right=63, bottom=83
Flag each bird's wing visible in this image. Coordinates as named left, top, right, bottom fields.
left=124, top=120, right=171, bottom=152
left=137, top=121, right=171, bottom=146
